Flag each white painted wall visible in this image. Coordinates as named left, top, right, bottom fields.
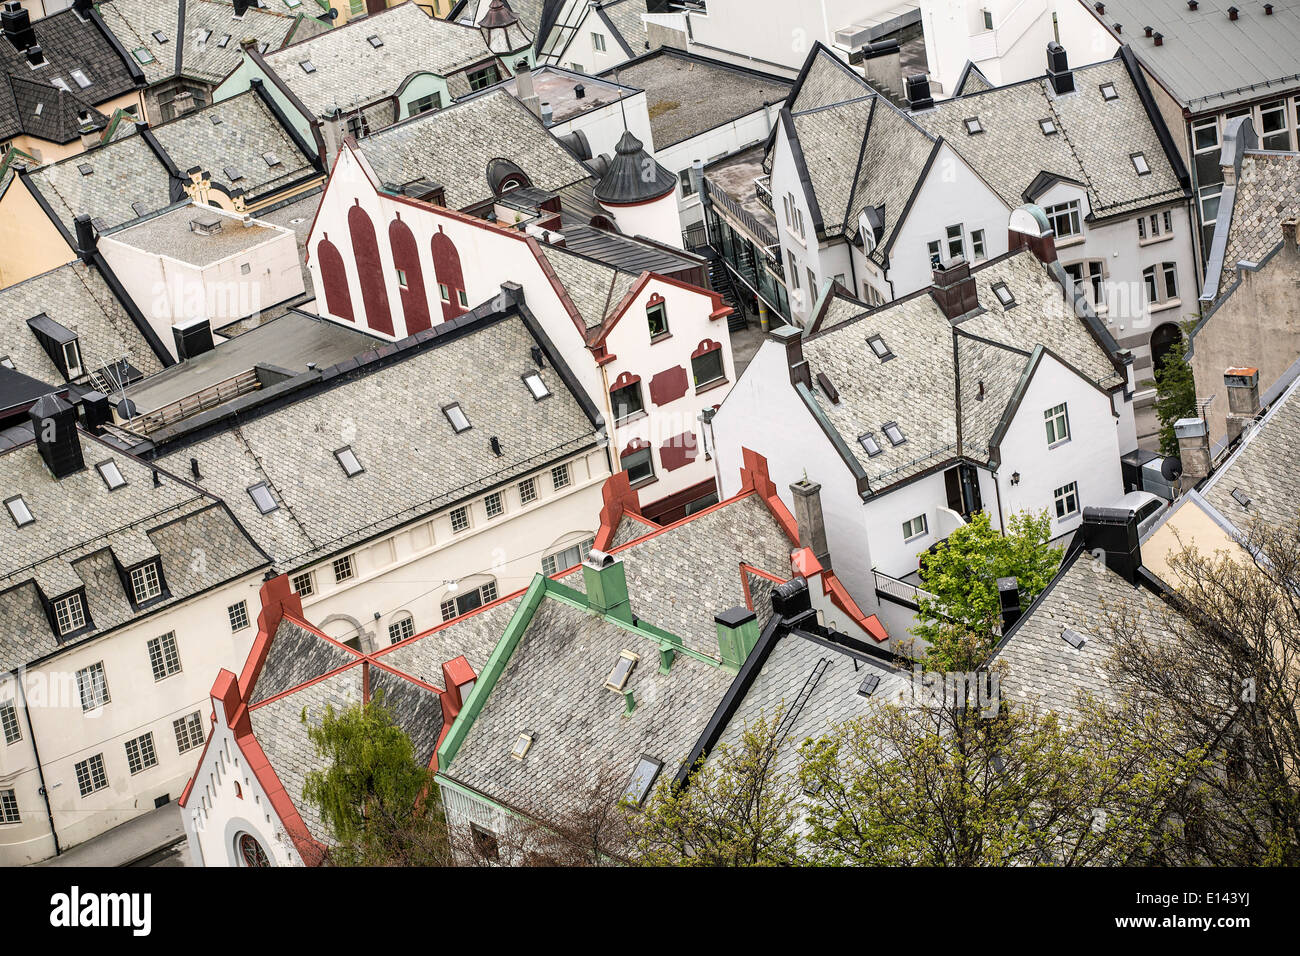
left=600, top=189, right=683, bottom=248
left=547, top=88, right=654, bottom=158
left=658, top=103, right=782, bottom=228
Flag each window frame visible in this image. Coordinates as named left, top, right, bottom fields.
left=621, top=445, right=655, bottom=486
left=74, top=754, right=108, bottom=797
left=129, top=560, right=163, bottom=605
left=332, top=554, right=355, bottom=583
left=147, top=631, right=182, bottom=682
left=1044, top=199, right=1081, bottom=239
left=77, top=661, right=110, bottom=712
left=228, top=600, right=250, bottom=631
left=902, top=513, right=928, bottom=542
left=1044, top=402, right=1070, bottom=446
left=1053, top=481, right=1080, bottom=519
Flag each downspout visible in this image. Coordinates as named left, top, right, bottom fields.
left=18, top=675, right=61, bottom=858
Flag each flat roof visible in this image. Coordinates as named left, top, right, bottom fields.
left=705, top=143, right=775, bottom=236
left=602, top=49, right=792, bottom=148
left=124, top=311, right=378, bottom=413
left=105, top=204, right=288, bottom=267
left=492, top=66, right=636, bottom=125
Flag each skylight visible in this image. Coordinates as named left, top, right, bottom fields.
left=604, top=650, right=639, bottom=692
left=51, top=77, right=71, bottom=92
left=624, top=755, right=663, bottom=806
left=77, top=164, right=92, bottom=176
left=523, top=371, right=550, bottom=400
left=196, top=29, right=212, bottom=44
left=858, top=432, right=882, bottom=457
left=1062, top=628, right=1087, bottom=649
left=133, top=47, right=155, bottom=64
left=1131, top=152, right=1150, bottom=175
left=1099, top=82, right=1118, bottom=101
left=883, top=422, right=906, bottom=446
left=96, top=460, right=126, bottom=490
left=963, top=117, right=983, bottom=135
left=300, top=60, right=315, bottom=74
left=247, top=483, right=278, bottom=514
left=152, top=31, right=169, bottom=43
left=217, top=35, right=231, bottom=48
left=444, top=403, right=470, bottom=433
left=1039, top=117, right=1058, bottom=135
left=510, top=732, right=533, bottom=760
left=334, top=446, right=364, bottom=477
left=1230, top=488, right=1251, bottom=509
left=992, top=282, right=1016, bottom=308
left=209, top=114, right=222, bottom=125
left=5, top=496, right=33, bottom=528
left=367, top=35, right=384, bottom=48
left=71, top=69, right=91, bottom=88
left=857, top=674, right=880, bottom=697
left=867, top=333, right=893, bottom=361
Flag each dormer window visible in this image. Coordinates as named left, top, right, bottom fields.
left=963, top=117, right=983, bottom=135
left=248, top=482, right=278, bottom=514
left=96, top=460, right=126, bottom=490
left=1039, top=117, right=1058, bottom=135
left=53, top=593, right=87, bottom=636
left=1099, top=82, right=1118, bottom=101
left=334, top=446, right=364, bottom=477
left=63, top=339, right=83, bottom=378
left=1130, top=152, right=1150, bottom=175
left=443, top=403, right=470, bottom=433
left=5, top=495, right=33, bottom=528
left=130, top=561, right=163, bottom=605
left=523, top=371, right=550, bottom=400
left=992, top=282, right=1016, bottom=308
left=883, top=422, right=906, bottom=446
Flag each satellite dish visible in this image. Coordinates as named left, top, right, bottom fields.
left=1161, top=456, right=1183, bottom=482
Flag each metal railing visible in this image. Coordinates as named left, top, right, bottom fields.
left=127, top=369, right=261, bottom=435
left=874, top=569, right=936, bottom=606
left=754, top=175, right=773, bottom=212
left=704, top=177, right=777, bottom=249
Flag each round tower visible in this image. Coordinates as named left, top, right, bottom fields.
left=594, top=130, right=681, bottom=247
left=478, top=0, right=533, bottom=70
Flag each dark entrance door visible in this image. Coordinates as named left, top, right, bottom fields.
left=944, top=463, right=983, bottom=519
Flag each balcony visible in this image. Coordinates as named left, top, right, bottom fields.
left=754, top=175, right=773, bottom=212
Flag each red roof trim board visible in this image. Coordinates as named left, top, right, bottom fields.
left=739, top=562, right=787, bottom=612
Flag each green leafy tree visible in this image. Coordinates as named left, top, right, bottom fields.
left=1149, top=330, right=1196, bottom=457
left=628, top=713, right=803, bottom=866
left=910, top=510, right=1062, bottom=669
left=301, top=696, right=451, bottom=866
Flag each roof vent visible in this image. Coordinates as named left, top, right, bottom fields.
left=1265, top=3, right=1274, bottom=14
left=1061, top=628, right=1087, bottom=650
left=189, top=214, right=223, bottom=236
left=904, top=73, right=933, bottom=111
left=25, top=43, right=44, bottom=66
left=1143, top=25, right=1153, bottom=36
left=574, top=83, right=585, bottom=99
left=489, top=435, right=502, bottom=456
left=1153, top=32, right=1163, bottom=45
left=1228, top=6, right=1239, bottom=20
left=1094, top=2, right=1105, bottom=12
left=1187, top=0, right=1197, bottom=8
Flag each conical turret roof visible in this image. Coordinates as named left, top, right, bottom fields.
left=593, top=129, right=678, bottom=205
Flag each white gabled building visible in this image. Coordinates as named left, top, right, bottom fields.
left=710, top=231, right=1133, bottom=615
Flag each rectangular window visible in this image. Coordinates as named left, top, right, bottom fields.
left=518, top=477, right=538, bottom=505
left=1260, top=99, right=1291, bottom=150
left=332, top=555, right=354, bottom=582
left=679, top=169, right=695, bottom=197
left=388, top=617, right=415, bottom=644
left=443, top=403, right=470, bottom=433
left=228, top=600, right=250, bottom=631
left=945, top=223, right=964, bottom=260
left=787, top=251, right=800, bottom=288
left=1131, top=152, right=1150, bottom=175
left=611, top=380, right=644, bottom=421
left=622, top=446, right=655, bottom=485
left=53, top=594, right=86, bottom=635
left=130, top=562, right=162, bottom=604
left=902, top=514, right=928, bottom=541
left=467, top=65, right=500, bottom=92
left=1053, top=481, right=1080, bottom=519
left=551, top=463, right=571, bottom=490
left=592, top=32, right=606, bottom=52
left=174, top=712, right=205, bottom=753
left=485, top=491, right=504, bottom=519
left=0, top=789, right=17, bottom=824
left=147, top=632, right=182, bottom=681
left=1, top=702, right=20, bottom=745
left=1163, top=262, right=1179, bottom=300
left=1045, top=200, right=1081, bottom=238
left=409, top=91, right=442, bottom=115
left=1199, top=183, right=1223, bottom=224
left=542, top=537, right=595, bottom=576
left=1192, top=117, right=1219, bottom=153
left=124, top=732, right=158, bottom=775
left=691, top=348, right=725, bottom=387
left=1144, top=263, right=1179, bottom=304
left=971, top=229, right=986, bottom=261
left=806, top=268, right=816, bottom=296
left=1137, top=216, right=1146, bottom=240
left=63, top=340, right=83, bottom=378
left=74, top=754, right=108, bottom=797
left=1162, top=210, right=1173, bottom=234
left=927, top=239, right=942, bottom=268
left=77, top=662, right=110, bottom=712
left=291, top=571, right=314, bottom=597
left=1044, top=403, right=1070, bottom=445
left=450, top=506, right=470, bottom=533
left=646, top=303, right=668, bottom=338
left=440, top=583, right=497, bottom=622
left=396, top=268, right=408, bottom=288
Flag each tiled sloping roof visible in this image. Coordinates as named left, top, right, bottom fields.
left=993, top=551, right=1181, bottom=720
left=0, top=73, right=106, bottom=144
left=791, top=97, right=873, bottom=236
left=151, top=89, right=313, bottom=199
left=357, top=89, right=590, bottom=210
left=954, top=62, right=993, bottom=96
left=789, top=46, right=869, bottom=112
left=813, top=290, right=870, bottom=332
left=444, top=593, right=735, bottom=813
left=0, top=6, right=138, bottom=112
left=800, top=249, right=1125, bottom=488
left=915, top=59, right=1185, bottom=219
left=1215, top=151, right=1300, bottom=297
left=600, top=0, right=649, bottom=55
left=0, top=435, right=266, bottom=671
left=956, top=334, right=1032, bottom=461
left=377, top=597, right=523, bottom=681
left=537, top=245, right=632, bottom=329
left=156, top=315, right=600, bottom=571
left=562, top=494, right=794, bottom=658
left=849, top=100, right=937, bottom=256
left=0, top=260, right=165, bottom=385
left=99, top=0, right=326, bottom=87
left=1202, top=376, right=1300, bottom=533
left=25, top=133, right=171, bottom=235
left=264, top=2, right=491, bottom=118
left=251, top=618, right=357, bottom=705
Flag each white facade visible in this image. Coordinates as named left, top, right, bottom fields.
left=666, top=102, right=783, bottom=230
left=0, top=574, right=264, bottom=865
left=598, top=189, right=682, bottom=248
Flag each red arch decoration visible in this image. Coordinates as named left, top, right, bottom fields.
left=431, top=225, right=467, bottom=322
left=348, top=201, right=394, bottom=336
left=389, top=213, right=430, bottom=334
left=316, top=232, right=354, bottom=323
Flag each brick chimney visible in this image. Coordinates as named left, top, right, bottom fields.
left=1175, top=417, right=1211, bottom=481
left=1224, top=367, right=1260, bottom=442
left=929, top=258, right=980, bottom=320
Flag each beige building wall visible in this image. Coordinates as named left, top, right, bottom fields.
left=0, top=177, right=75, bottom=289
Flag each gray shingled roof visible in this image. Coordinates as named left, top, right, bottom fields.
left=915, top=58, right=1186, bottom=219
left=24, top=131, right=172, bottom=236
left=263, top=2, right=492, bottom=119
left=0, top=432, right=267, bottom=671
left=443, top=591, right=735, bottom=815
left=0, top=259, right=165, bottom=386
left=1213, top=150, right=1300, bottom=297
left=0, top=72, right=106, bottom=144
left=154, top=314, right=601, bottom=572
left=537, top=243, right=636, bottom=329
left=1087, top=0, right=1300, bottom=110
left=357, top=89, right=590, bottom=210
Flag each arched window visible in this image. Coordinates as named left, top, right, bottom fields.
left=348, top=201, right=394, bottom=336
left=388, top=214, right=430, bottom=334
left=388, top=611, right=415, bottom=644
left=430, top=226, right=467, bottom=322
left=237, top=833, right=270, bottom=867
left=621, top=437, right=654, bottom=486
left=316, top=233, right=354, bottom=323
left=1150, top=322, right=1183, bottom=373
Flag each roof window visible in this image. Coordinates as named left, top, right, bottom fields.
left=523, top=371, right=550, bottom=400
left=1100, top=82, right=1118, bottom=101
left=1062, top=628, right=1087, bottom=649
left=96, top=460, right=126, bottom=490
left=510, top=732, right=533, bottom=760
left=992, top=282, right=1016, bottom=308
left=604, top=650, right=639, bottom=692
left=152, top=31, right=169, bottom=43
left=963, top=116, right=983, bottom=135
left=5, top=495, right=33, bottom=528
left=624, top=755, right=663, bottom=806
left=1131, top=152, right=1150, bottom=175
left=858, top=432, right=882, bottom=457
left=883, top=421, right=906, bottom=446
left=247, top=483, right=278, bottom=514
left=300, top=60, right=315, bottom=74
left=367, top=35, right=384, bottom=48
left=857, top=673, right=880, bottom=697
left=1039, top=117, right=1058, bottom=135
left=334, top=446, right=364, bottom=477
left=867, top=333, right=893, bottom=361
